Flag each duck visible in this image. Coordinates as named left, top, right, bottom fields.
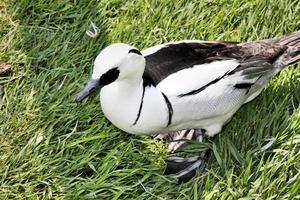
left=75, top=31, right=300, bottom=182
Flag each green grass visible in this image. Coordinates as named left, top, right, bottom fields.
left=0, top=0, right=300, bottom=199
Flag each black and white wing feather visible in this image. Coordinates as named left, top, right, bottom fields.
left=142, top=40, right=286, bottom=97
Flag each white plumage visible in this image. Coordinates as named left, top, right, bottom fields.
left=76, top=31, right=300, bottom=182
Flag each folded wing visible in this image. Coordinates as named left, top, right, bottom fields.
left=142, top=40, right=286, bottom=97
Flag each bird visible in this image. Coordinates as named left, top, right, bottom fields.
left=75, top=31, right=300, bottom=182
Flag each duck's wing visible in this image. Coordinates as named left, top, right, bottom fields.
left=142, top=40, right=287, bottom=96
left=142, top=41, right=239, bottom=85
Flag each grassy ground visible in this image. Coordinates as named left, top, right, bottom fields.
left=0, top=0, right=300, bottom=199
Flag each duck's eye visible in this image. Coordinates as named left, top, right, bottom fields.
left=128, top=49, right=142, bottom=55
left=100, top=67, right=120, bottom=86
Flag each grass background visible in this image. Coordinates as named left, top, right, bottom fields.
left=0, top=0, right=300, bottom=199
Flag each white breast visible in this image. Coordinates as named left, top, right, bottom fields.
left=100, top=82, right=141, bottom=132
left=100, top=81, right=168, bottom=135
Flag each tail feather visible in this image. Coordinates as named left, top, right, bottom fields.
left=277, top=30, right=300, bottom=47
left=289, top=39, right=300, bottom=47
left=287, top=51, right=300, bottom=66
left=274, top=31, right=300, bottom=67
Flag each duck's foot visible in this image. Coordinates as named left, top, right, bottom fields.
left=164, top=149, right=211, bottom=182
left=156, top=129, right=213, bottom=182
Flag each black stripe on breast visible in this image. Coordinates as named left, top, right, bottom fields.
left=162, top=92, right=173, bottom=126
left=178, top=70, right=232, bottom=97
left=132, top=77, right=155, bottom=126
left=132, top=86, right=145, bottom=126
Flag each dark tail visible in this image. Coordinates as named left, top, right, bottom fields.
left=274, top=31, right=300, bottom=68
left=277, top=31, right=300, bottom=47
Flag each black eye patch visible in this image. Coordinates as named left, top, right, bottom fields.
left=128, top=49, right=142, bottom=55
left=100, top=67, right=120, bottom=86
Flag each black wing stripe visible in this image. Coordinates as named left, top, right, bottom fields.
left=178, top=70, right=232, bottom=97
left=234, top=75, right=263, bottom=95
left=234, top=83, right=254, bottom=89
left=162, top=92, right=173, bottom=126
left=234, top=82, right=254, bottom=95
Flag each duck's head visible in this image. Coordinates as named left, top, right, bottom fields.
left=75, top=43, right=145, bottom=102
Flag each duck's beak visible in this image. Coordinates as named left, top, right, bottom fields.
left=75, top=78, right=100, bottom=102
